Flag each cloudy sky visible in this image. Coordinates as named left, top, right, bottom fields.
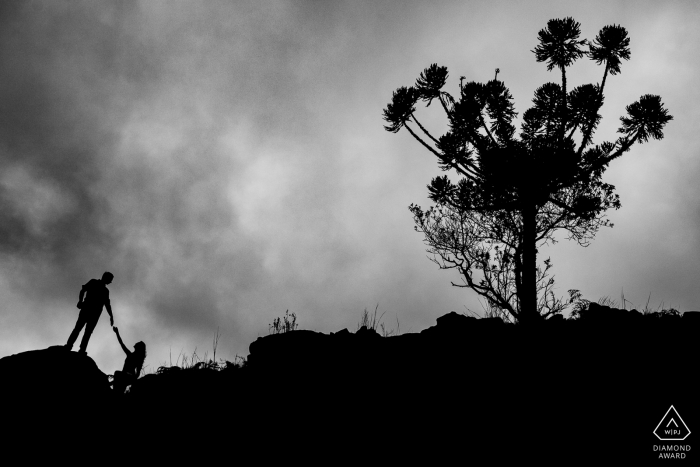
left=1, top=0, right=698, bottom=373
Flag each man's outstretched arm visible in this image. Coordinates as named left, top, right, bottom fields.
left=105, top=298, right=114, bottom=326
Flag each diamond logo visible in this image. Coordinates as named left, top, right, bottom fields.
left=654, top=405, right=691, bottom=441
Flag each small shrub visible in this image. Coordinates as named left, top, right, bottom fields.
left=567, top=289, right=591, bottom=320
left=658, top=308, right=680, bottom=317
left=465, top=298, right=518, bottom=323
left=567, top=289, right=680, bottom=320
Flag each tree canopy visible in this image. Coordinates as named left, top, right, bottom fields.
left=383, top=18, right=673, bottom=323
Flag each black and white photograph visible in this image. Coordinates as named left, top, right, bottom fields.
left=0, top=1, right=697, bottom=462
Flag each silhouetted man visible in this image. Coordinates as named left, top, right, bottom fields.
left=65, top=272, right=115, bottom=354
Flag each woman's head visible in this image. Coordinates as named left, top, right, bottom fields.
left=134, top=341, right=147, bottom=362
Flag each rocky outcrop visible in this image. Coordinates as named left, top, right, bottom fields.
left=0, top=345, right=114, bottom=442
left=243, top=307, right=699, bottom=375
left=0, top=345, right=112, bottom=400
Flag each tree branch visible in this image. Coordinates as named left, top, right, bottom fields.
left=404, top=123, right=478, bottom=181
left=604, top=132, right=638, bottom=164
left=479, top=114, right=499, bottom=147
left=577, top=62, right=609, bottom=157
left=410, top=113, right=440, bottom=145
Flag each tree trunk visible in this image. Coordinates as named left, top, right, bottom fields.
left=519, top=201, right=540, bottom=324
left=513, top=245, right=523, bottom=320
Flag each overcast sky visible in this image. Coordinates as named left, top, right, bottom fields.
left=1, top=0, right=698, bottom=373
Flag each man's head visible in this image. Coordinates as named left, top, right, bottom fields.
left=101, top=272, right=114, bottom=284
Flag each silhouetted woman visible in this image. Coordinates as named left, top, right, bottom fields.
left=111, top=326, right=146, bottom=394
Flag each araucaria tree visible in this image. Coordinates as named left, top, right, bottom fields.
left=383, top=18, right=672, bottom=324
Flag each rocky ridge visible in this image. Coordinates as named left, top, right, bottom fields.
left=1, top=306, right=698, bottom=461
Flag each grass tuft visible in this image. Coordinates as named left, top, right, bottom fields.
left=357, top=304, right=400, bottom=337
left=148, top=329, right=246, bottom=375
left=269, top=310, right=298, bottom=334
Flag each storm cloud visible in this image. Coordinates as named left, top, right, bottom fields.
left=1, top=0, right=699, bottom=372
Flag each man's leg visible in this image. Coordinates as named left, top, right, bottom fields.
left=78, top=312, right=101, bottom=354
left=66, top=312, right=88, bottom=350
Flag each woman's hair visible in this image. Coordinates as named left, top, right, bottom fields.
left=134, top=341, right=147, bottom=366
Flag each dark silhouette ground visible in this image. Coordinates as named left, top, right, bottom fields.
left=1, top=305, right=697, bottom=462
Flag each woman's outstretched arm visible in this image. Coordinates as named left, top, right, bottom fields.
left=112, top=326, right=131, bottom=355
